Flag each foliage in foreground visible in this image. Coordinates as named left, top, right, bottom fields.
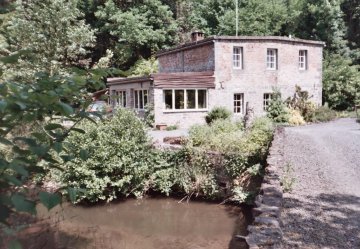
left=0, top=62, right=105, bottom=245
left=59, top=109, right=159, bottom=202
left=58, top=112, right=274, bottom=204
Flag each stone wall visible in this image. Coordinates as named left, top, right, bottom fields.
left=213, top=40, right=323, bottom=116
left=242, top=127, right=285, bottom=249
left=158, top=43, right=215, bottom=73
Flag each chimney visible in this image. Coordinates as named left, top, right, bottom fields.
left=191, top=31, right=205, bottom=42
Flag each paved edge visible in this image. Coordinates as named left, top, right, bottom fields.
left=243, top=127, right=285, bottom=249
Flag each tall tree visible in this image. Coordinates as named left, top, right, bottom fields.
left=217, top=0, right=289, bottom=36
left=93, top=0, right=178, bottom=69
left=292, top=0, right=348, bottom=54
left=1, top=0, right=96, bottom=80
left=341, top=0, right=360, bottom=62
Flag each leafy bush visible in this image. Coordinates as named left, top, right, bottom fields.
left=59, top=109, right=162, bottom=202
left=312, top=106, right=337, bottom=122
left=205, top=106, right=232, bottom=124
left=143, top=104, right=155, bottom=127
left=166, top=125, right=178, bottom=131
left=189, top=117, right=273, bottom=179
left=266, top=90, right=289, bottom=123
left=189, top=119, right=244, bottom=152
left=288, top=109, right=306, bottom=126
left=323, top=54, right=360, bottom=110
left=286, top=85, right=316, bottom=122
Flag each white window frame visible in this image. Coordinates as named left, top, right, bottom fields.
left=134, top=89, right=148, bottom=110
left=234, top=93, right=244, bottom=114
left=163, top=89, right=208, bottom=112
left=233, top=46, right=243, bottom=69
left=113, top=90, right=127, bottom=108
left=299, top=50, right=307, bottom=70
left=263, top=93, right=273, bottom=111
left=266, top=48, right=278, bottom=70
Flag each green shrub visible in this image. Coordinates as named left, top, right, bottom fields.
left=59, top=109, right=162, bottom=202
left=205, top=106, right=232, bottom=124
left=58, top=111, right=274, bottom=204
left=286, top=85, right=316, bottom=122
left=166, top=124, right=178, bottom=131
left=266, top=90, right=289, bottom=123
left=143, top=104, right=155, bottom=127
left=312, top=106, right=337, bottom=122
left=189, top=119, right=244, bottom=152
left=189, top=117, right=273, bottom=179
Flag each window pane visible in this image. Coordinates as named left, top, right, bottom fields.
left=175, top=90, right=185, bottom=109
left=233, top=47, right=242, bottom=68
left=134, top=91, right=139, bottom=108
left=186, top=90, right=196, bottom=109
left=198, top=90, right=207, bottom=109
left=139, top=90, right=143, bottom=109
left=164, top=90, right=173, bottom=109
left=234, top=93, right=244, bottom=113
left=118, top=92, right=123, bottom=107
left=144, top=90, right=148, bottom=107
left=123, top=91, right=127, bottom=107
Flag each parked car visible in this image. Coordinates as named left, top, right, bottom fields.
left=88, top=101, right=112, bottom=118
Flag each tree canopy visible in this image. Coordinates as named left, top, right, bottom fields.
left=0, top=0, right=359, bottom=108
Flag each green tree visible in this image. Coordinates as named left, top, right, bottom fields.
left=293, top=0, right=348, bottom=54
left=94, top=0, right=178, bottom=69
left=341, top=0, right=360, bottom=62
left=1, top=0, right=96, bottom=80
left=323, top=54, right=360, bottom=110
left=217, top=0, right=288, bottom=36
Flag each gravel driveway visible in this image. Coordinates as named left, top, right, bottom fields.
left=281, top=118, right=360, bottom=249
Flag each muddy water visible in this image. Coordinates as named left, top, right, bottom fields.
left=29, top=198, right=251, bottom=249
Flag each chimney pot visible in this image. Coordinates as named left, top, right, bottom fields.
left=191, top=31, right=205, bottom=42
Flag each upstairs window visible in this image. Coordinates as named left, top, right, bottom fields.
left=299, top=50, right=308, bottom=70
left=233, top=47, right=243, bottom=69
left=164, top=89, right=207, bottom=111
left=234, top=93, right=244, bottom=114
left=114, top=90, right=127, bottom=108
left=134, top=89, right=148, bottom=110
left=267, top=49, right=278, bottom=70
left=263, top=93, right=273, bottom=110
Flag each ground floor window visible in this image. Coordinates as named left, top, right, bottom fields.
left=234, top=93, right=244, bottom=114
left=164, top=89, right=207, bottom=110
left=263, top=93, right=273, bottom=110
left=112, top=90, right=127, bottom=108
left=134, top=89, right=148, bottom=109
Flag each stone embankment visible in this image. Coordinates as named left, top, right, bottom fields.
left=241, top=127, right=285, bottom=249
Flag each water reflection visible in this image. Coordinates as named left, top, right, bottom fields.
left=23, top=198, right=250, bottom=249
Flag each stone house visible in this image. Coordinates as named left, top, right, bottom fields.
left=107, top=33, right=324, bottom=128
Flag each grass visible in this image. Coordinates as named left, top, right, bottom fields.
left=165, top=125, right=178, bottom=131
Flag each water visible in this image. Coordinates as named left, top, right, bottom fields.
left=24, top=198, right=251, bottom=249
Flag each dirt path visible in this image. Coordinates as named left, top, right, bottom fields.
left=281, top=118, right=360, bottom=249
